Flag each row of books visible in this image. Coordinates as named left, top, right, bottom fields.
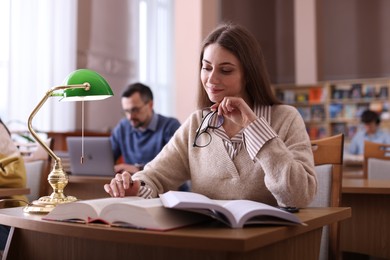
left=276, top=83, right=389, bottom=103
left=307, top=126, right=328, bottom=140
left=298, top=101, right=389, bottom=121
left=331, top=123, right=358, bottom=139
left=331, top=83, right=389, bottom=100
left=329, top=103, right=367, bottom=119
left=277, top=87, right=326, bottom=104
left=329, top=102, right=389, bottom=119
left=297, top=105, right=326, bottom=122
left=306, top=124, right=358, bottom=140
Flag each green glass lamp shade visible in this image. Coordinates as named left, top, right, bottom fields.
left=62, top=69, right=113, bottom=101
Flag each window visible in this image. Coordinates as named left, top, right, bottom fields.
left=138, top=0, right=175, bottom=116
left=0, top=1, right=10, bottom=121
left=0, top=0, right=77, bottom=133
left=1, top=1, right=174, bottom=133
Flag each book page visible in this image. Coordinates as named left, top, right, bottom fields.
left=215, top=200, right=302, bottom=228
left=87, top=197, right=144, bottom=222
left=44, top=197, right=144, bottom=223
left=101, top=198, right=204, bottom=231
left=160, top=191, right=234, bottom=226
left=43, top=201, right=99, bottom=222
left=160, top=191, right=302, bottom=228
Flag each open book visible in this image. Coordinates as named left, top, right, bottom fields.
left=159, top=191, right=304, bottom=228
left=43, top=197, right=205, bottom=231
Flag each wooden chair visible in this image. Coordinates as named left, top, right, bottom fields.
left=363, top=140, right=390, bottom=179
left=309, top=134, right=344, bottom=260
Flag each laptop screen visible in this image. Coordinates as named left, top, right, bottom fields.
left=66, top=136, right=115, bottom=177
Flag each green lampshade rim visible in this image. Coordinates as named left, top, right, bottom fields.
left=61, top=69, right=113, bottom=101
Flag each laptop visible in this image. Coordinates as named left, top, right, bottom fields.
left=66, top=136, right=115, bottom=177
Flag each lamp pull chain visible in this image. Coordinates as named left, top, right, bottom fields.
left=81, top=100, right=85, bottom=164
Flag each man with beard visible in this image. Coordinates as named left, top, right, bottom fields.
left=111, top=83, right=181, bottom=176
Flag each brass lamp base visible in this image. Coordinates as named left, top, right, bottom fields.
left=24, top=163, right=77, bottom=214
left=23, top=194, right=77, bottom=214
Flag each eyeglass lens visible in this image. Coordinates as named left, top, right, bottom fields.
left=123, top=103, right=147, bottom=115
left=193, top=110, right=224, bottom=147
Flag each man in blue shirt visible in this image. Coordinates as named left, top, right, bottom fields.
left=110, top=83, right=188, bottom=190
left=349, top=110, right=390, bottom=155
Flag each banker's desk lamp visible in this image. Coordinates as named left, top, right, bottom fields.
left=24, top=69, right=113, bottom=214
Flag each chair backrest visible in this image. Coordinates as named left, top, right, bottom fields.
left=23, top=138, right=54, bottom=201
left=25, top=160, right=46, bottom=202
left=363, top=140, right=390, bottom=179
left=310, top=133, right=344, bottom=260
left=310, top=133, right=344, bottom=207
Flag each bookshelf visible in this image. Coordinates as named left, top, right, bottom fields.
left=273, top=78, right=390, bottom=142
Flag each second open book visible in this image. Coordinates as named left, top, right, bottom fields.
left=43, top=191, right=303, bottom=230
left=160, top=191, right=303, bottom=228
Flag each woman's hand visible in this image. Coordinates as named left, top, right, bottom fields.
left=211, top=97, right=257, bottom=128
left=103, top=171, right=141, bottom=197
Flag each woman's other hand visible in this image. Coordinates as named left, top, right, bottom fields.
left=103, top=171, right=141, bottom=197
left=212, top=97, right=257, bottom=128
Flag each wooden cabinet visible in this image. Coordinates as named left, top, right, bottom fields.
left=273, top=78, right=390, bottom=142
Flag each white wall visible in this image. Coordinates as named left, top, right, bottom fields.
left=294, top=0, right=317, bottom=84
left=173, top=0, right=219, bottom=122
left=76, top=0, right=138, bottom=132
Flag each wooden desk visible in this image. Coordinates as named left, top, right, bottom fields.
left=341, top=178, right=390, bottom=258
left=0, top=188, right=30, bottom=197
left=342, top=165, right=364, bottom=179
left=0, top=207, right=351, bottom=260
left=343, top=179, right=390, bottom=194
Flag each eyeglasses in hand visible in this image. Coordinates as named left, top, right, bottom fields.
left=193, top=108, right=224, bottom=148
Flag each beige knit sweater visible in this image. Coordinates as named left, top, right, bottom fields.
left=133, top=104, right=317, bottom=208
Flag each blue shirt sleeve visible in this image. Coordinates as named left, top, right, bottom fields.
left=110, top=119, right=128, bottom=161
left=163, top=118, right=181, bottom=144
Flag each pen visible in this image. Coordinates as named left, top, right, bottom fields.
left=278, top=206, right=299, bottom=213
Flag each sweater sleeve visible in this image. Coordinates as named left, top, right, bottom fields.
left=257, top=105, right=317, bottom=208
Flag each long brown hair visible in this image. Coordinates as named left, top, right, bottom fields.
left=197, top=23, right=281, bottom=108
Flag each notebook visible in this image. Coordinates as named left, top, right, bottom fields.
left=66, top=136, right=115, bottom=177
